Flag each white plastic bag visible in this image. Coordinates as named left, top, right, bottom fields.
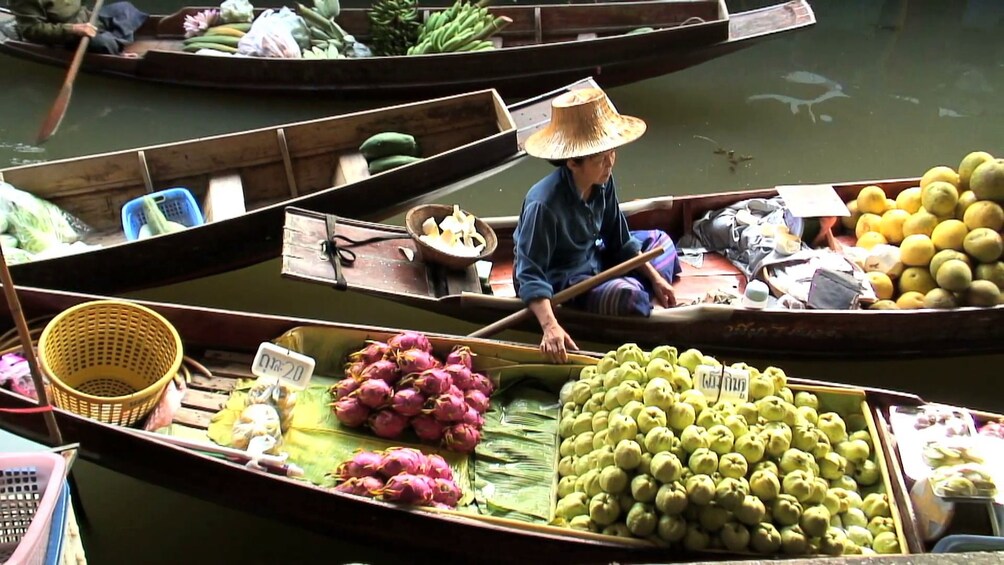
left=237, top=9, right=301, bottom=59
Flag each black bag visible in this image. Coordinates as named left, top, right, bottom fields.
left=806, top=268, right=861, bottom=310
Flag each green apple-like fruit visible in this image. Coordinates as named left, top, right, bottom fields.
left=735, top=432, right=766, bottom=465
left=794, top=391, right=820, bottom=410
left=780, top=448, right=815, bottom=475
left=696, top=408, right=726, bottom=430
left=680, top=425, right=709, bottom=453
left=780, top=525, right=810, bottom=555
left=749, top=374, right=775, bottom=400
left=772, top=494, right=803, bottom=526
left=853, top=459, right=882, bottom=486
left=642, top=376, right=675, bottom=411
left=862, top=493, right=891, bottom=519
left=723, top=414, right=750, bottom=438
left=764, top=428, right=792, bottom=458
left=734, top=494, right=767, bottom=526
left=750, top=523, right=783, bottom=554
left=598, top=465, right=629, bottom=495
left=749, top=469, right=781, bottom=501
left=643, top=426, right=675, bottom=454
left=636, top=406, right=668, bottom=434
left=669, top=365, right=693, bottom=392
left=782, top=470, right=814, bottom=503
left=818, top=452, right=848, bottom=480
left=656, top=513, right=687, bottom=543
left=613, top=439, right=643, bottom=470
left=688, top=448, right=719, bottom=475
left=679, top=389, right=709, bottom=415
left=800, top=504, right=831, bottom=537
left=836, top=438, right=871, bottom=464
left=756, top=395, right=787, bottom=422
left=666, top=402, right=697, bottom=432
left=650, top=452, right=684, bottom=484
left=797, top=405, right=819, bottom=426
left=718, top=453, right=749, bottom=480
left=706, top=424, right=736, bottom=455
left=843, top=507, right=868, bottom=529
left=654, top=481, right=688, bottom=516
left=817, top=412, right=848, bottom=443
left=685, top=474, right=717, bottom=506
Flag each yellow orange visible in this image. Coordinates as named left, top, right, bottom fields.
left=930, top=219, right=968, bottom=251
left=879, top=209, right=911, bottom=244
left=895, top=186, right=922, bottom=214
left=856, top=185, right=889, bottom=215
left=956, top=190, right=978, bottom=220
left=855, top=213, right=883, bottom=238
left=841, top=200, right=861, bottom=231
left=870, top=300, right=899, bottom=310
left=963, top=200, right=1004, bottom=231
left=899, top=267, right=937, bottom=295
left=958, top=151, right=994, bottom=191
left=920, top=165, right=960, bottom=189
left=857, top=231, right=888, bottom=250
left=866, top=272, right=894, bottom=300
left=895, top=291, right=926, bottom=309
left=963, top=228, right=1004, bottom=263
left=902, top=208, right=939, bottom=237
left=899, top=234, right=936, bottom=266
left=921, top=181, right=960, bottom=217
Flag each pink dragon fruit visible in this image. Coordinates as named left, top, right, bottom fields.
left=336, top=450, right=384, bottom=480
left=335, top=475, right=384, bottom=497
left=470, top=372, right=495, bottom=396
left=359, top=359, right=401, bottom=385
left=379, top=473, right=435, bottom=505
left=331, top=377, right=360, bottom=400
left=408, top=368, right=453, bottom=396
left=444, top=345, right=475, bottom=370
left=432, top=478, right=462, bottom=507
left=429, top=392, right=467, bottom=423
left=411, top=414, right=447, bottom=442
left=333, top=396, right=371, bottom=428
left=377, top=447, right=429, bottom=478
left=464, top=389, right=489, bottom=413
left=356, top=378, right=393, bottom=409
left=350, top=341, right=392, bottom=365
left=396, top=348, right=439, bottom=377
left=343, top=360, right=367, bottom=380
left=390, top=387, right=425, bottom=417
left=444, top=364, right=475, bottom=391
left=387, top=331, right=433, bottom=354
left=425, top=454, right=453, bottom=480
left=443, top=423, right=482, bottom=453
left=461, top=406, right=485, bottom=429
left=368, top=409, right=410, bottom=439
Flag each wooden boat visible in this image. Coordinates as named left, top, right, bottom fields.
left=280, top=178, right=1004, bottom=359
left=0, top=284, right=999, bottom=562
left=0, top=1, right=815, bottom=98
left=0, top=79, right=594, bottom=294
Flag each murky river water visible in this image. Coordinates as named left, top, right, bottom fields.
left=1, top=0, right=1003, bottom=562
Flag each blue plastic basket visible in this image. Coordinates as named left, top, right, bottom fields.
left=121, top=188, right=204, bottom=241
left=43, top=482, right=69, bottom=565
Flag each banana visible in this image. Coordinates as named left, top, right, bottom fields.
left=441, top=27, right=476, bottom=52
left=205, top=25, right=247, bottom=38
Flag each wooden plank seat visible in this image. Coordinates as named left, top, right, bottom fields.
left=331, top=151, right=371, bottom=187
left=202, top=170, right=246, bottom=222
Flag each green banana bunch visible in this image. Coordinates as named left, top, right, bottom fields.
left=303, top=38, right=345, bottom=59
left=368, top=0, right=420, bottom=56
left=407, top=0, right=511, bottom=55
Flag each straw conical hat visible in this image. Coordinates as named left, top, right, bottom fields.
left=524, top=88, right=647, bottom=160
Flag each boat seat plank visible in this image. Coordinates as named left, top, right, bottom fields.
left=441, top=265, right=482, bottom=297
left=576, top=32, right=598, bottom=41
left=203, top=171, right=246, bottom=222
left=331, top=151, right=371, bottom=187
left=173, top=407, right=213, bottom=429
left=186, top=371, right=238, bottom=393
left=181, top=388, right=229, bottom=412
left=203, top=350, right=256, bottom=365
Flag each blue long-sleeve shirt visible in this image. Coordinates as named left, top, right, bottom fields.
left=513, top=166, right=641, bottom=303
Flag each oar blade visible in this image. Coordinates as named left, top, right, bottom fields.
left=36, top=83, right=73, bottom=145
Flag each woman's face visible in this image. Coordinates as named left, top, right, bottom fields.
left=571, top=149, right=616, bottom=186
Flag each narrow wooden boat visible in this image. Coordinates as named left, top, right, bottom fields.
left=0, top=285, right=998, bottom=562
left=280, top=178, right=1004, bottom=359
left=0, top=79, right=593, bottom=294
left=0, top=1, right=815, bottom=98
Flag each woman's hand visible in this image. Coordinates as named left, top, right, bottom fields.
left=650, top=277, right=677, bottom=308
left=71, top=23, right=97, bottom=38
left=541, top=320, right=578, bottom=364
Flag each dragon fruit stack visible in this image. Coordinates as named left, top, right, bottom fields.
left=329, top=331, right=494, bottom=453
left=334, top=447, right=462, bottom=508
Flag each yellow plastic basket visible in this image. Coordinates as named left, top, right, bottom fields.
left=38, top=300, right=183, bottom=427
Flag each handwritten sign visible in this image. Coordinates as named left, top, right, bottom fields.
left=695, top=364, right=750, bottom=404
left=251, top=342, right=316, bottom=389
left=776, top=184, right=851, bottom=218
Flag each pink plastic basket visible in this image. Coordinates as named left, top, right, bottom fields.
left=0, top=452, right=66, bottom=565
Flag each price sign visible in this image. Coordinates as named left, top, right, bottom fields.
left=251, top=342, right=316, bottom=389
left=695, top=364, right=750, bottom=404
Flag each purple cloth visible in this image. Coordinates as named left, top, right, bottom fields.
left=567, top=229, right=682, bottom=317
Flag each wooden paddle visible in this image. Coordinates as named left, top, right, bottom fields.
left=0, top=246, right=63, bottom=444
left=36, top=0, right=105, bottom=145
left=468, top=246, right=663, bottom=338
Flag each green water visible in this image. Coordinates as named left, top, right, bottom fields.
left=2, top=0, right=1003, bottom=562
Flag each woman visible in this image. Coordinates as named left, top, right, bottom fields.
left=514, top=87, right=682, bottom=363
left=9, top=0, right=146, bottom=55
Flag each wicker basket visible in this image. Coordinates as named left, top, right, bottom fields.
left=38, top=300, right=183, bottom=427
left=405, top=204, right=497, bottom=271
